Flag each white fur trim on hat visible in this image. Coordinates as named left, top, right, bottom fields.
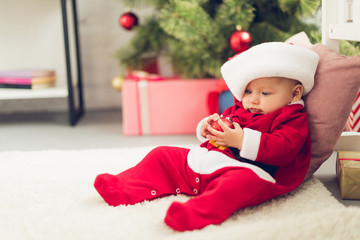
left=220, top=42, right=319, bottom=101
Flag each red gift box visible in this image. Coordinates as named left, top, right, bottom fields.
left=122, top=73, right=218, bottom=135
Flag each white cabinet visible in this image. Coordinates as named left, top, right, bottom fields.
left=322, top=0, right=360, bottom=50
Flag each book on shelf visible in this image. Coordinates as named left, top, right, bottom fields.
left=0, top=81, right=56, bottom=89
left=0, top=69, right=56, bottom=90
left=0, top=69, right=56, bottom=78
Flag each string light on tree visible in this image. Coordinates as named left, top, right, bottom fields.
left=229, top=26, right=252, bottom=53
left=119, top=11, right=138, bottom=30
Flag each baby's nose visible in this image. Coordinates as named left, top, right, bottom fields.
left=250, top=94, right=260, bottom=104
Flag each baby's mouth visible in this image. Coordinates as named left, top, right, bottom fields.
left=249, top=108, right=263, bottom=113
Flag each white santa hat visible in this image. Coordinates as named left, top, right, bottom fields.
left=220, top=42, right=319, bottom=101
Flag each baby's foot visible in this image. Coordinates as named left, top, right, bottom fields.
left=94, top=173, right=131, bottom=206
left=164, top=201, right=202, bottom=231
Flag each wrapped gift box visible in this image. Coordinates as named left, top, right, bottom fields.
left=345, top=91, right=360, bottom=132
left=337, top=151, right=360, bottom=200
left=122, top=76, right=218, bottom=135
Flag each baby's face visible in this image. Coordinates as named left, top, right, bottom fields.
left=242, top=77, right=298, bottom=114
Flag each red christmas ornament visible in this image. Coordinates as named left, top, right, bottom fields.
left=230, top=30, right=252, bottom=53
left=119, top=12, right=138, bottom=30
left=211, top=117, right=234, bottom=133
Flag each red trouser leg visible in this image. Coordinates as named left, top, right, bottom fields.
left=164, top=167, right=278, bottom=231
left=94, top=146, right=199, bottom=206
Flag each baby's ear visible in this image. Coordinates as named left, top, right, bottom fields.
left=291, top=84, right=304, bottom=102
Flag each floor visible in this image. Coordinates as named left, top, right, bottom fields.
left=0, top=110, right=359, bottom=207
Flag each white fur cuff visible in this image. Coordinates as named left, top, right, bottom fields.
left=240, top=128, right=261, bottom=161
left=196, top=117, right=209, bottom=143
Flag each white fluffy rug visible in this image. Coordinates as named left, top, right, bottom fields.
left=1, top=147, right=360, bottom=240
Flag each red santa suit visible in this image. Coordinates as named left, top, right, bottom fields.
left=94, top=42, right=319, bottom=231
left=94, top=100, right=310, bottom=231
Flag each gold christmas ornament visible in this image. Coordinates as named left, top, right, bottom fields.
left=112, top=75, right=125, bottom=91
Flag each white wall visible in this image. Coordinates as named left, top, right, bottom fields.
left=0, top=0, right=153, bottom=113
left=77, top=0, right=154, bottom=110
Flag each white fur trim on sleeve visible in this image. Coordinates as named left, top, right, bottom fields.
left=196, top=117, right=209, bottom=143
left=240, top=128, right=261, bottom=161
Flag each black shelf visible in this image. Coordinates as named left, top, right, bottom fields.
left=60, top=0, right=84, bottom=126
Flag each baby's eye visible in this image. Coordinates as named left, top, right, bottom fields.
left=262, top=92, right=270, bottom=96
left=245, top=90, right=252, bottom=94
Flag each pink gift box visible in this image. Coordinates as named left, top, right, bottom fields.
left=122, top=77, right=218, bottom=135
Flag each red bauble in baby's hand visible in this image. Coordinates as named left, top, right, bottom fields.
left=211, top=117, right=234, bottom=132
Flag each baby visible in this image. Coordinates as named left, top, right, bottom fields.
left=202, top=76, right=305, bottom=151
left=94, top=42, right=319, bottom=231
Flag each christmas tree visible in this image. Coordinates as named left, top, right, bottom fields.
left=115, top=0, right=338, bottom=78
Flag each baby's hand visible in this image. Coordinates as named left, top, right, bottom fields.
left=207, top=119, right=244, bottom=150
left=200, top=113, right=220, bottom=138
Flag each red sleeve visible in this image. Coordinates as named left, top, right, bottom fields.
left=255, top=108, right=309, bottom=167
